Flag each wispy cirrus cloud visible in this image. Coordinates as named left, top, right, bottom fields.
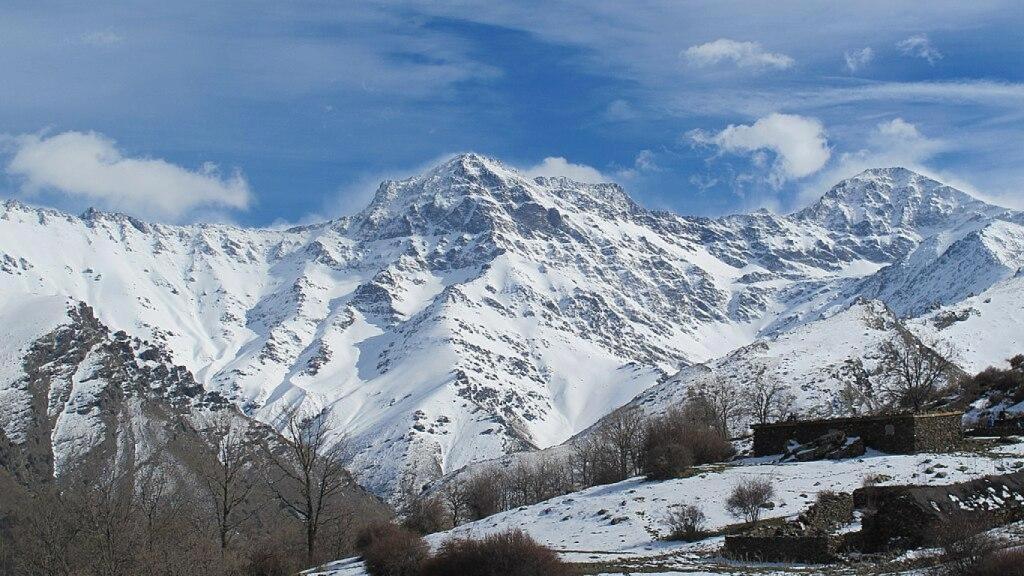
left=844, top=47, right=873, bottom=73
left=682, top=39, right=794, bottom=70
left=78, top=30, right=125, bottom=46
left=897, top=34, right=943, bottom=64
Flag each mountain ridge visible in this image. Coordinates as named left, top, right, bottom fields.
left=1, top=155, right=1020, bottom=500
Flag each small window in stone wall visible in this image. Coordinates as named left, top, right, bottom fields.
left=885, top=424, right=895, bottom=436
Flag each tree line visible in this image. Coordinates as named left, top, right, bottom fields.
left=0, top=407, right=388, bottom=576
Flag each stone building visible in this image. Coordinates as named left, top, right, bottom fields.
left=751, top=412, right=962, bottom=457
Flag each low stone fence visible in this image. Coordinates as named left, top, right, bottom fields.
left=799, top=491, right=854, bottom=530
left=856, top=470, right=1024, bottom=551
left=724, top=533, right=839, bottom=564
left=723, top=492, right=854, bottom=563
left=752, top=412, right=962, bottom=456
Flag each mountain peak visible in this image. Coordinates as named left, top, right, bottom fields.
left=796, top=167, right=1001, bottom=236
left=356, top=153, right=644, bottom=237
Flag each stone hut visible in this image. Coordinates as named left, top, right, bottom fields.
left=855, top=470, right=1024, bottom=551
left=752, top=412, right=962, bottom=457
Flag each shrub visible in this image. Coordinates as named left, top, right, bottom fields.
left=420, top=529, right=569, bottom=576
left=665, top=503, right=707, bottom=541
left=642, top=442, right=694, bottom=481
left=861, top=472, right=889, bottom=487
left=935, top=514, right=1004, bottom=576
left=686, top=423, right=735, bottom=464
left=463, top=468, right=504, bottom=521
left=357, top=523, right=429, bottom=576
left=725, top=477, right=775, bottom=524
left=243, top=547, right=291, bottom=576
left=402, top=495, right=450, bottom=535
left=640, top=406, right=733, bottom=481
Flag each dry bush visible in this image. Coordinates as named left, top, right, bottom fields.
left=356, top=523, right=429, bottom=576
left=402, top=494, right=451, bottom=535
left=665, top=503, right=707, bottom=541
left=861, top=472, right=885, bottom=487
left=685, top=423, right=735, bottom=464
left=242, top=545, right=293, bottom=576
left=725, top=477, right=775, bottom=524
left=936, top=515, right=1000, bottom=576
left=640, top=405, right=733, bottom=480
left=960, top=355, right=1024, bottom=406
left=642, top=442, right=694, bottom=481
left=420, top=529, right=569, bottom=576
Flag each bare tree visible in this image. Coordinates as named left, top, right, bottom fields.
left=264, top=405, right=351, bottom=565
left=834, top=358, right=884, bottom=415
left=199, top=414, right=257, bottom=552
left=877, top=335, right=958, bottom=413
left=744, top=367, right=796, bottom=425
left=725, top=477, right=775, bottom=525
left=440, top=481, right=468, bottom=527
left=596, top=408, right=646, bottom=481
left=691, top=377, right=742, bottom=437
left=463, top=467, right=504, bottom=521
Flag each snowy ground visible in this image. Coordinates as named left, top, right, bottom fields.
left=310, top=436, right=1024, bottom=575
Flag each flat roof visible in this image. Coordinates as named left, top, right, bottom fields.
left=751, top=411, right=963, bottom=430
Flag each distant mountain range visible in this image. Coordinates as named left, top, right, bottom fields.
left=1, top=154, right=1021, bottom=499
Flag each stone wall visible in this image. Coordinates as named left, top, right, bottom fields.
left=855, top=470, right=1024, bottom=551
left=799, top=491, right=854, bottom=531
left=724, top=533, right=839, bottom=563
left=723, top=492, right=854, bottom=563
left=909, top=412, right=964, bottom=453
left=752, top=412, right=962, bottom=456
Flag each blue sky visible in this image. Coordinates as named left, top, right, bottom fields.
left=1, top=1, right=1023, bottom=225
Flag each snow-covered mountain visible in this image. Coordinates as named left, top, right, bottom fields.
left=1, top=155, right=1020, bottom=499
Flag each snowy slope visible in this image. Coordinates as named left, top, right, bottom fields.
left=312, top=440, right=1024, bottom=575
left=1, top=156, right=1021, bottom=498
left=623, top=300, right=921, bottom=430
left=910, top=271, right=1024, bottom=374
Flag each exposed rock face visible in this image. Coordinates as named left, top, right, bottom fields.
left=1, top=155, right=1021, bottom=499
left=781, top=430, right=866, bottom=462
left=1, top=299, right=238, bottom=483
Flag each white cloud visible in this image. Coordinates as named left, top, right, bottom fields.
left=897, top=34, right=942, bottom=64
left=844, top=47, right=874, bottom=73
left=872, top=117, right=945, bottom=158
left=523, top=156, right=611, bottom=184
left=682, top=39, right=794, bottom=70
left=615, top=149, right=660, bottom=180
left=5, top=131, right=251, bottom=221
left=690, top=113, right=830, bottom=186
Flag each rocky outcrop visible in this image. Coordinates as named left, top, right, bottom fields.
left=780, top=430, right=866, bottom=462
